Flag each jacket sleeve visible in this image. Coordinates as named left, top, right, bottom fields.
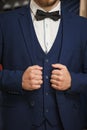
left=0, top=18, right=24, bottom=94
left=69, top=20, right=87, bottom=93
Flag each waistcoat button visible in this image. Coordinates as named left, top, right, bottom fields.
left=45, top=109, right=49, bottom=113
left=45, top=59, right=49, bottom=63
left=46, top=92, right=48, bottom=96
left=30, top=101, right=35, bottom=107
left=46, top=75, right=48, bottom=79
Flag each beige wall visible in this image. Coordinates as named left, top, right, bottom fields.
left=80, top=0, right=87, bottom=17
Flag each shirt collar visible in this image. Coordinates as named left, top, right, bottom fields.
left=30, top=0, right=61, bottom=16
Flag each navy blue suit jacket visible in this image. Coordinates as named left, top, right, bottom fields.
left=0, top=5, right=87, bottom=130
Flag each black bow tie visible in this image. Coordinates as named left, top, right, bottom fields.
left=35, top=9, right=61, bottom=21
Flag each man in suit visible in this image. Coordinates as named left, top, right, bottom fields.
left=0, top=0, right=87, bottom=130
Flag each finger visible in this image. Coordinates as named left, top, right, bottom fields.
left=52, top=69, right=62, bottom=75
left=51, top=84, right=65, bottom=91
left=51, top=83, right=62, bottom=90
left=50, top=79, right=59, bottom=86
left=51, top=84, right=58, bottom=90
left=34, top=75, right=43, bottom=80
left=30, top=85, right=41, bottom=90
left=29, top=65, right=43, bottom=70
left=30, top=69, right=43, bottom=75
left=25, top=85, right=41, bottom=91
left=28, top=74, right=43, bottom=80
left=22, top=80, right=42, bottom=91
left=51, top=75, right=63, bottom=81
left=30, top=79, right=43, bottom=85
left=51, top=81, right=65, bottom=91
left=51, top=74, right=58, bottom=80
left=52, top=64, right=66, bottom=70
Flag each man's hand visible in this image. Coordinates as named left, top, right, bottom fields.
left=22, top=65, right=43, bottom=91
left=0, top=64, right=3, bottom=70
left=50, top=64, right=71, bottom=91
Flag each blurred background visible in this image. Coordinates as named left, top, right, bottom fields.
left=0, top=0, right=87, bottom=130
left=0, top=0, right=80, bottom=13
left=0, top=0, right=86, bottom=17
left=0, top=0, right=29, bottom=11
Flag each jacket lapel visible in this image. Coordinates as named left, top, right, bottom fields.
left=18, top=6, right=37, bottom=65
left=59, top=8, right=74, bottom=67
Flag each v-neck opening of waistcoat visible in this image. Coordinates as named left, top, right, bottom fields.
left=27, top=7, right=63, bottom=59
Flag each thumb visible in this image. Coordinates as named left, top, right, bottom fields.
left=52, top=64, right=66, bottom=70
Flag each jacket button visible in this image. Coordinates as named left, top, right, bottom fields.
left=30, top=101, right=35, bottom=107
left=45, top=109, right=49, bottom=113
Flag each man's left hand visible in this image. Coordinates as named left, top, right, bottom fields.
left=50, top=64, right=71, bottom=91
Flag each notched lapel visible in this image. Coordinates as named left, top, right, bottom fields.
left=18, top=6, right=37, bottom=65
left=59, top=10, right=74, bottom=67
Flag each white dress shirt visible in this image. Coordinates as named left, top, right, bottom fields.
left=30, top=0, right=61, bottom=53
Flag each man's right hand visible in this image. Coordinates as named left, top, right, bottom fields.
left=22, top=65, right=43, bottom=91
